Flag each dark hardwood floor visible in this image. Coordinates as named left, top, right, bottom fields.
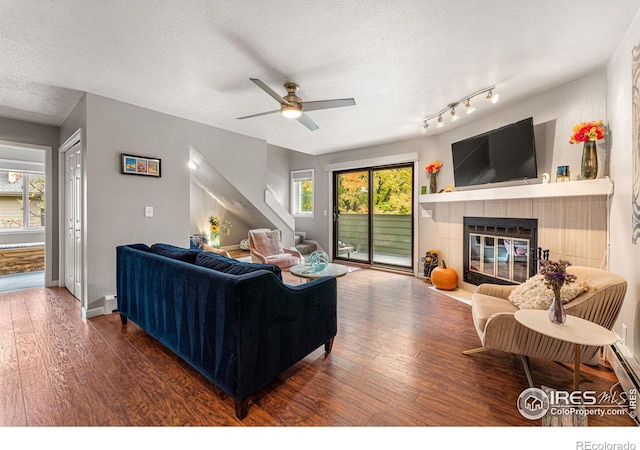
left=0, top=266, right=636, bottom=429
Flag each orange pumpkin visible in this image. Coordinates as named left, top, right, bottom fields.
left=431, top=260, right=458, bottom=290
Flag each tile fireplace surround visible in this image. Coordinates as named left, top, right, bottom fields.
left=420, top=178, right=613, bottom=293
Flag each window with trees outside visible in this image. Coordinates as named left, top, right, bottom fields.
left=291, top=169, right=314, bottom=217
left=0, top=170, right=45, bottom=230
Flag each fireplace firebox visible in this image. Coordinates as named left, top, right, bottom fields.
left=463, top=217, right=538, bottom=286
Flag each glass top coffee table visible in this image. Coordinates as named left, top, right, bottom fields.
left=290, top=263, right=348, bottom=281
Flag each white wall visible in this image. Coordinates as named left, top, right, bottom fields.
left=73, top=93, right=271, bottom=308
left=189, top=178, right=249, bottom=247
left=607, top=8, right=640, bottom=362
left=267, top=144, right=291, bottom=210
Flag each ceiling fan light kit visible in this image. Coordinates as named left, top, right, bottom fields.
left=238, top=78, right=356, bottom=131
left=420, top=85, right=499, bottom=133
left=281, top=104, right=302, bottom=119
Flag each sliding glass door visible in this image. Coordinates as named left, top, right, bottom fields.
left=334, top=170, right=370, bottom=263
left=333, top=164, right=413, bottom=269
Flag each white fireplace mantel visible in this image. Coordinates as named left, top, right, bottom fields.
left=418, top=177, right=613, bottom=204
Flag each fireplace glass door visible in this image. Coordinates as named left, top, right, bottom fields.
left=469, top=233, right=530, bottom=284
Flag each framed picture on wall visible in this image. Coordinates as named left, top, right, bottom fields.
left=121, top=153, right=161, bottom=177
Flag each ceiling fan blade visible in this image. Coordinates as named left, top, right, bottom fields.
left=299, top=98, right=356, bottom=112
left=250, top=78, right=291, bottom=106
left=237, top=109, right=280, bottom=120
left=296, top=113, right=319, bottom=131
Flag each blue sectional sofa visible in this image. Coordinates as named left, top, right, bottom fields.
left=116, top=243, right=338, bottom=419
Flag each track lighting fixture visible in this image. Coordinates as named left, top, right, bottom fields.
left=486, top=89, right=499, bottom=104
left=464, top=99, right=475, bottom=114
left=450, top=107, right=459, bottom=121
left=419, top=85, right=499, bottom=132
left=420, top=120, right=429, bottom=133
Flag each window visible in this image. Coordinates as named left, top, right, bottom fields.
left=0, top=170, right=45, bottom=230
left=291, top=169, right=314, bottom=217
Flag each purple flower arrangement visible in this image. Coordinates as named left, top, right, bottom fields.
left=539, top=259, right=577, bottom=324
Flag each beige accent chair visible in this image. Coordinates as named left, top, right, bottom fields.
left=464, top=266, right=627, bottom=386
left=248, top=229, right=303, bottom=270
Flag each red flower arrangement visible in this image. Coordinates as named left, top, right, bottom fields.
left=569, top=120, right=605, bottom=144
left=426, top=160, right=443, bottom=174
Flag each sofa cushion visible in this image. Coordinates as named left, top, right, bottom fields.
left=128, top=243, right=151, bottom=252
left=195, top=251, right=282, bottom=281
left=150, top=243, right=200, bottom=264
left=508, top=274, right=588, bottom=310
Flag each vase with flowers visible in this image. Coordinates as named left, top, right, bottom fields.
left=539, top=259, right=577, bottom=324
left=208, top=216, right=221, bottom=248
left=569, top=120, right=605, bottom=180
left=426, top=160, right=443, bottom=193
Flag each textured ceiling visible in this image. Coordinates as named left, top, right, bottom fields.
left=1, top=0, right=639, bottom=155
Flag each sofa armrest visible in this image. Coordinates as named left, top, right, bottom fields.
left=234, top=272, right=337, bottom=399
left=474, top=283, right=517, bottom=300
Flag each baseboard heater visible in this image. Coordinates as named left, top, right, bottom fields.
left=606, top=342, right=640, bottom=425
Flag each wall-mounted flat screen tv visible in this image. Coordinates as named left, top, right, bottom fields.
left=451, top=117, right=537, bottom=188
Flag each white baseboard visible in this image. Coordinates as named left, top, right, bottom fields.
left=104, top=295, right=117, bottom=314
left=84, top=306, right=104, bottom=319
left=606, top=341, right=640, bottom=425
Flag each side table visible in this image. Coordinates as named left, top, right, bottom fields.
left=514, top=309, right=618, bottom=391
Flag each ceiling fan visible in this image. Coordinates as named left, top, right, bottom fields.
left=237, top=78, right=356, bottom=131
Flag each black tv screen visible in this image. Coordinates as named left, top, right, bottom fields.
left=451, top=117, right=538, bottom=188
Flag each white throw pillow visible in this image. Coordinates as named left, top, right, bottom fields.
left=508, top=274, right=589, bottom=310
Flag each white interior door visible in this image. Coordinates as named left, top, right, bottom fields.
left=64, top=142, right=82, bottom=299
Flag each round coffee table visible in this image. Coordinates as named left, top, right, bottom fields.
left=290, top=263, right=348, bottom=281
left=514, top=309, right=618, bottom=391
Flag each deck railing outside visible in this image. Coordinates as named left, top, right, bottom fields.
left=337, top=213, right=411, bottom=266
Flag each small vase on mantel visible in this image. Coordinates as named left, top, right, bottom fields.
left=581, top=140, right=598, bottom=180
left=548, top=293, right=566, bottom=324
left=430, top=174, right=438, bottom=194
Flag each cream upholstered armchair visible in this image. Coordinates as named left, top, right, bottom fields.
left=463, top=266, right=627, bottom=386
left=248, top=229, right=303, bottom=270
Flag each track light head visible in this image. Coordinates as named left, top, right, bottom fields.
left=420, top=120, right=429, bottom=133
left=465, top=99, right=475, bottom=114
left=450, top=107, right=459, bottom=121
left=437, top=115, right=444, bottom=128
left=486, top=89, right=499, bottom=104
